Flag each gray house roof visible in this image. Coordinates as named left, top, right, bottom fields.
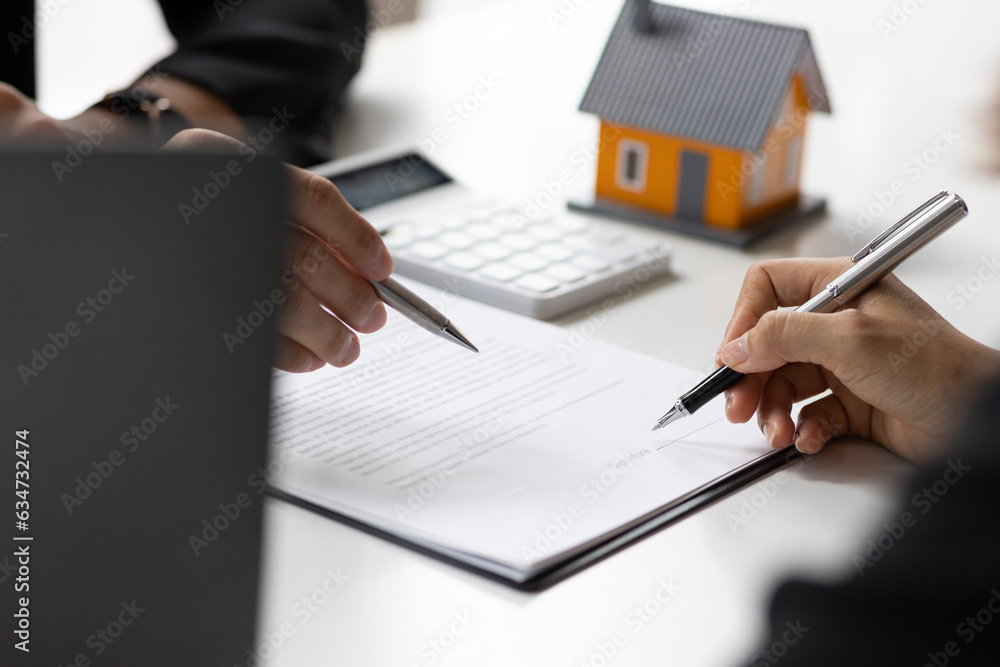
left=579, top=1, right=830, bottom=152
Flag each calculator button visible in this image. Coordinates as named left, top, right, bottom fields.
left=444, top=252, right=486, bottom=271
left=472, top=243, right=512, bottom=261
left=535, top=244, right=575, bottom=262
left=499, top=234, right=538, bottom=251
left=601, top=242, right=641, bottom=263
left=479, top=263, right=523, bottom=282
left=545, top=263, right=587, bottom=283
left=564, top=235, right=605, bottom=252
left=526, top=224, right=564, bottom=242
left=413, top=224, right=444, bottom=239
left=515, top=274, right=561, bottom=293
left=383, top=233, right=414, bottom=251
left=489, top=211, right=526, bottom=231
left=552, top=216, right=588, bottom=233
left=508, top=253, right=549, bottom=272
left=466, top=224, right=502, bottom=241
left=438, top=232, right=476, bottom=250
left=571, top=254, right=612, bottom=273
left=409, top=241, right=450, bottom=260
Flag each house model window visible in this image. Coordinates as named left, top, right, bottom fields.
left=616, top=139, right=649, bottom=192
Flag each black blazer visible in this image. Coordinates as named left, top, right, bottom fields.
left=1, top=0, right=366, bottom=165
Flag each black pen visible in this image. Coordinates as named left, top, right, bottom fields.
left=652, top=191, right=968, bottom=431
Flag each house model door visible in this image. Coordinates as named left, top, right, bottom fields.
left=676, top=149, right=708, bottom=222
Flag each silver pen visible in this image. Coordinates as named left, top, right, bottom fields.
left=288, top=222, right=478, bottom=353
left=652, top=191, right=968, bottom=431
left=370, top=276, right=478, bottom=353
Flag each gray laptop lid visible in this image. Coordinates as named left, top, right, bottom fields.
left=0, top=149, right=285, bottom=665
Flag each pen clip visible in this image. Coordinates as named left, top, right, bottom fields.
left=851, top=191, right=949, bottom=263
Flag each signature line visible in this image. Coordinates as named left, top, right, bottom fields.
left=656, top=417, right=724, bottom=450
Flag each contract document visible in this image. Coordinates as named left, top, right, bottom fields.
left=268, top=283, right=789, bottom=588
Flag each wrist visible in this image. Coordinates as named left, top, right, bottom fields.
left=90, top=88, right=191, bottom=148
left=136, top=77, right=247, bottom=141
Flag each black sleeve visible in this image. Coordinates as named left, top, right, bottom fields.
left=747, top=377, right=1000, bottom=666
left=152, top=0, right=367, bottom=166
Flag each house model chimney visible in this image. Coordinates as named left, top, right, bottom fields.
left=634, top=0, right=651, bottom=33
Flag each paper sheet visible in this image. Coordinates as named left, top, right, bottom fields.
left=268, top=284, right=772, bottom=578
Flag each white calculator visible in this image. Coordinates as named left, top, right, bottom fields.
left=311, top=147, right=672, bottom=319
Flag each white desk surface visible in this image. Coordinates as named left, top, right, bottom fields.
left=46, top=1, right=1000, bottom=665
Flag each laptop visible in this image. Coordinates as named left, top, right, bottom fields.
left=0, top=148, right=285, bottom=665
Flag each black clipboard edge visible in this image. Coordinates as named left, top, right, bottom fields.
left=266, top=446, right=801, bottom=592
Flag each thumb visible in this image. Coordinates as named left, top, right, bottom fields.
left=719, top=309, right=860, bottom=375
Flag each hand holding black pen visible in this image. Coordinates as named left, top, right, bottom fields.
left=652, top=192, right=970, bottom=441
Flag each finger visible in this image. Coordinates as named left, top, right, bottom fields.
left=718, top=257, right=855, bottom=356
left=756, top=363, right=829, bottom=448
left=724, top=372, right=768, bottom=424
left=284, top=166, right=392, bottom=280
left=273, top=334, right=327, bottom=373
left=720, top=308, right=866, bottom=377
left=161, top=127, right=240, bottom=151
left=285, top=227, right=387, bottom=333
left=278, top=284, right=361, bottom=368
left=793, top=394, right=854, bottom=455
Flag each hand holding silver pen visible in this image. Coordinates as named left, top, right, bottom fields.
left=288, top=221, right=478, bottom=355
left=651, top=192, right=1000, bottom=463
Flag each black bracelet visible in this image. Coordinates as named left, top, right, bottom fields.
left=94, top=87, right=191, bottom=148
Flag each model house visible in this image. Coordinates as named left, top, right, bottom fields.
left=576, top=0, right=831, bottom=241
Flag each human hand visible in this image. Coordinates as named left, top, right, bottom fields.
left=717, top=257, right=1000, bottom=463
left=0, top=82, right=72, bottom=141
left=0, top=81, right=145, bottom=145
left=164, top=129, right=392, bottom=372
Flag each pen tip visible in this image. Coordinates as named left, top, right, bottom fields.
left=652, top=406, right=686, bottom=432
left=443, top=322, right=478, bottom=353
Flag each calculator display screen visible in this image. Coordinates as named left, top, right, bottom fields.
left=326, top=153, right=453, bottom=211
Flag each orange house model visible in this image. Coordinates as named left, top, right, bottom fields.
left=572, top=0, right=831, bottom=247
